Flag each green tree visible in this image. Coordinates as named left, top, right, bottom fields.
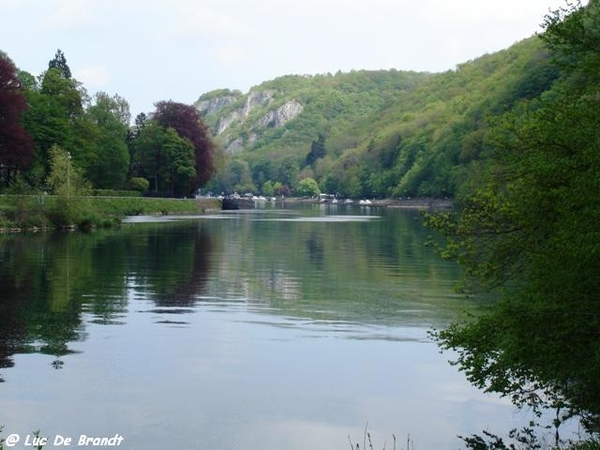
left=45, top=145, right=93, bottom=228
left=22, top=52, right=85, bottom=185
left=227, top=158, right=256, bottom=193
left=40, top=67, right=83, bottom=119
left=161, top=128, right=196, bottom=196
left=251, top=159, right=275, bottom=188
left=428, top=0, right=600, bottom=436
left=276, top=157, right=299, bottom=188
left=261, top=180, right=275, bottom=197
left=296, top=177, right=320, bottom=197
left=48, top=49, right=72, bottom=79
left=84, top=92, right=130, bottom=189
left=46, top=145, right=90, bottom=197
left=133, top=122, right=166, bottom=193
left=133, top=124, right=197, bottom=196
left=152, top=101, right=216, bottom=194
left=128, top=176, right=149, bottom=193
left=305, top=133, right=326, bottom=168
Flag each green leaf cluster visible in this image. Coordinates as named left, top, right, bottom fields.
left=1, top=49, right=217, bottom=202
left=427, top=0, right=600, bottom=436
left=295, top=177, right=320, bottom=197
left=14, top=51, right=132, bottom=191
left=132, top=122, right=196, bottom=196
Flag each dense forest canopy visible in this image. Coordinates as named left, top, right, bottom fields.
left=0, top=2, right=594, bottom=203
left=426, top=0, right=600, bottom=445
left=1, top=29, right=563, bottom=200
left=0, top=50, right=217, bottom=196
left=198, top=36, right=559, bottom=199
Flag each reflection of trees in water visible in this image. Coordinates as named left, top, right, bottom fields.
left=305, top=230, right=324, bottom=269
left=0, top=224, right=216, bottom=378
left=0, top=234, right=92, bottom=374
left=150, top=225, right=214, bottom=307
left=236, top=209, right=471, bottom=326
left=0, top=275, right=26, bottom=370
left=0, top=210, right=464, bottom=378
left=0, top=236, right=46, bottom=371
left=126, top=223, right=214, bottom=307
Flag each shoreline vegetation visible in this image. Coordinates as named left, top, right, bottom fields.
left=0, top=195, right=452, bottom=233
left=0, top=196, right=220, bottom=233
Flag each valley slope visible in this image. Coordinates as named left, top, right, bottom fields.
left=195, top=36, right=558, bottom=198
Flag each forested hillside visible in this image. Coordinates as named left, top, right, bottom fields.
left=0, top=22, right=565, bottom=201
left=427, top=1, right=600, bottom=444
left=199, top=36, right=558, bottom=198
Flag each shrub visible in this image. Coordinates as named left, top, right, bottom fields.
left=127, top=177, right=150, bottom=193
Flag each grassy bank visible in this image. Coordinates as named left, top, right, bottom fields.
left=90, top=196, right=219, bottom=216
left=0, top=195, right=221, bottom=232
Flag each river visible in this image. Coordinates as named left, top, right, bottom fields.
left=0, top=204, right=530, bottom=449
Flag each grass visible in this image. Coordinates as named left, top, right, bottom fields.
left=348, top=423, right=413, bottom=450
left=89, top=196, right=207, bottom=216
left=0, top=195, right=221, bottom=232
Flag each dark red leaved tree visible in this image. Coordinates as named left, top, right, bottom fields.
left=153, top=101, right=215, bottom=194
left=0, top=55, right=34, bottom=186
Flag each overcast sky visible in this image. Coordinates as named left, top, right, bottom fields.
left=0, top=0, right=576, bottom=118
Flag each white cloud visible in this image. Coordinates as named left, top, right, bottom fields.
left=212, top=44, right=248, bottom=66
left=74, top=66, right=111, bottom=88
left=42, top=0, right=93, bottom=29
left=424, top=0, right=573, bottom=22
left=171, top=4, right=248, bottom=38
left=1, top=0, right=583, bottom=116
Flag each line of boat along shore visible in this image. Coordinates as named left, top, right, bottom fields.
left=218, top=193, right=453, bottom=210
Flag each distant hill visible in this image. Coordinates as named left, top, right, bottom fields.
left=195, top=36, right=559, bottom=198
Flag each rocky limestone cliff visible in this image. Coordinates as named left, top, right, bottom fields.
left=257, top=100, right=303, bottom=128
left=215, top=89, right=276, bottom=134
left=198, top=88, right=304, bottom=154
left=196, top=95, right=239, bottom=116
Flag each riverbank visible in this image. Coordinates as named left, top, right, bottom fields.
left=0, top=196, right=220, bottom=233
left=0, top=195, right=452, bottom=233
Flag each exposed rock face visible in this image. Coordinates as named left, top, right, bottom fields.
left=199, top=88, right=304, bottom=154
left=216, top=89, right=276, bottom=134
left=196, top=95, right=238, bottom=116
left=225, top=133, right=258, bottom=154
left=225, top=137, right=244, bottom=154
left=216, top=110, right=243, bottom=135
left=258, top=100, right=304, bottom=128
left=243, top=90, right=276, bottom=118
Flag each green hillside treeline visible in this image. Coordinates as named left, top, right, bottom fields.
left=200, top=36, right=558, bottom=199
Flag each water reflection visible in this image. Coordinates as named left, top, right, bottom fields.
left=0, top=234, right=87, bottom=372
left=0, top=206, right=508, bottom=450
left=124, top=222, right=214, bottom=307
left=0, top=222, right=216, bottom=372
left=0, top=207, right=478, bottom=373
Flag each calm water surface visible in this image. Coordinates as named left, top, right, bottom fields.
left=0, top=205, right=528, bottom=449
